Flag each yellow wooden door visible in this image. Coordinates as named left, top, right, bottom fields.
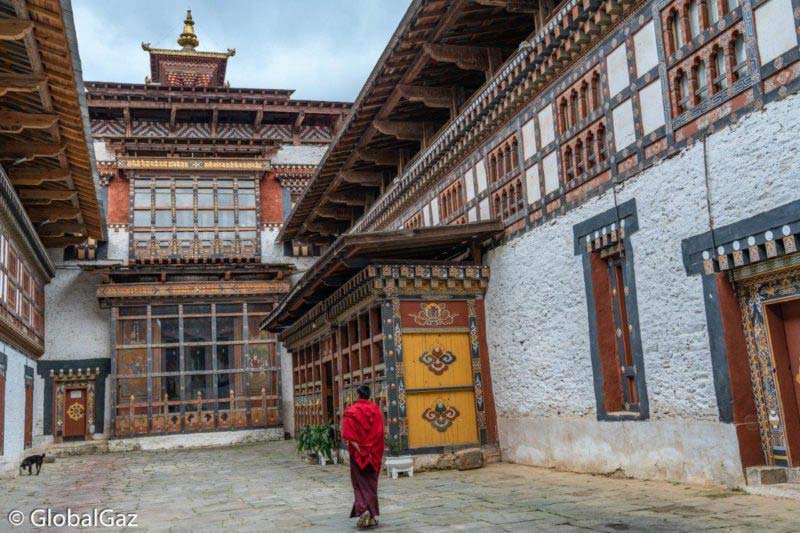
left=403, top=332, right=478, bottom=448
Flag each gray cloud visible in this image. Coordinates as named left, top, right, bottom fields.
left=73, top=0, right=411, bottom=101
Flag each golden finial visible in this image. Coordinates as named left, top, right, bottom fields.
left=177, top=9, right=199, bottom=50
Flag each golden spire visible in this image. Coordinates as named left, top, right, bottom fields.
left=177, top=9, right=199, bottom=50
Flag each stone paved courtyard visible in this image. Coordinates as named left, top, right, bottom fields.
left=1, top=441, right=799, bottom=532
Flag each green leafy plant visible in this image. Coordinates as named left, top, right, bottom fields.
left=296, top=423, right=336, bottom=461
left=385, top=434, right=402, bottom=457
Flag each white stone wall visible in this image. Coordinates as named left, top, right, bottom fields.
left=106, top=229, right=128, bottom=262
left=0, top=343, right=37, bottom=477
left=44, top=263, right=110, bottom=362
left=278, top=343, right=294, bottom=436
left=485, top=92, right=800, bottom=487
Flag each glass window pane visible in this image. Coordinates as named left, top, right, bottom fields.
left=239, top=192, right=255, bottom=207
left=133, top=211, right=151, bottom=227
left=238, top=210, right=256, bottom=226
left=217, top=180, right=234, bottom=188
left=184, top=304, right=211, bottom=314
left=153, top=317, right=179, bottom=344
left=186, top=373, right=212, bottom=401
left=217, top=315, right=243, bottom=342
left=118, top=307, right=146, bottom=318
left=197, top=192, right=214, bottom=208
left=155, top=210, right=172, bottom=227
left=218, top=210, right=235, bottom=227
left=217, top=303, right=242, bottom=314
left=175, top=192, right=193, bottom=208
left=134, top=192, right=151, bottom=207
left=154, top=347, right=180, bottom=373
left=218, top=192, right=234, bottom=207
left=186, top=346, right=211, bottom=371
left=176, top=211, right=194, bottom=227
left=237, top=179, right=255, bottom=189
left=117, top=377, right=147, bottom=403
left=198, top=210, right=214, bottom=226
left=152, top=305, right=179, bottom=316
left=248, top=342, right=274, bottom=370
left=217, top=344, right=244, bottom=370
left=184, top=317, right=212, bottom=343
left=248, top=315, right=270, bottom=341
left=155, top=192, right=171, bottom=208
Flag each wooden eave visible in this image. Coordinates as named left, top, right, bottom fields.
left=0, top=0, right=105, bottom=243
left=264, top=219, right=502, bottom=332
left=279, top=0, right=537, bottom=243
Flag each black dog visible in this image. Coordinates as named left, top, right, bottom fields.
left=19, top=454, right=45, bottom=476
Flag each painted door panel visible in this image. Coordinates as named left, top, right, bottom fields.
left=64, top=388, right=87, bottom=438
left=403, top=333, right=472, bottom=389
left=407, top=390, right=478, bottom=448
left=403, top=331, right=478, bottom=449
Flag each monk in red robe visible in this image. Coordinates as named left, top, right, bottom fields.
left=342, top=384, right=385, bottom=528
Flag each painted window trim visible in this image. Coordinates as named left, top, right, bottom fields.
left=574, top=200, right=650, bottom=421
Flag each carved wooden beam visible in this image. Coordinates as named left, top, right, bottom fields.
left=339, top=170, right=383, bottom=188
left=40, top=235, right=87, bottom=247
left=397, top=84, right=465, bottom=117
left=0, top=18, right=34, bottom=41
left=169, top=107, right=177, bottom=134
left=355, top=148, right=401, bottom=167
left=0, top=73, right=46, bottom=97
left=315, top=206, right=353, bottom=221
left=0, top=141, right=64, bottom=162
left=305, top=220, right=341, bottom=236
left=292, top=111, right=306, bottom=145
left=473, top=0, right=542, bottom=13
left=327, top=191, right=368, bottom=207
left=211, top=108, right=218, bottom=137
left=27, top=206, right=82, bottom=223
left=123, top=107, right=131, bottom=136
left=7, top=167, right=70, bottom=186
left=20, top=189, right=77, bottom=202
left=254, top=109, right=263, bottom=128
left=37, top=221, right=85, bottom=236
left=0, top=110, right=58, bottom=133
left=373, top=119, right=435, bottom=145
left=423, top=43, right=504, bottom=79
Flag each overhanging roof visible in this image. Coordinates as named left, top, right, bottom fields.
left=0, top=0, right=106, bottom=245
left=264, top=219, right=502, bottom=331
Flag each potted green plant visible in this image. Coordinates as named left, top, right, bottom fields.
left=384, top=434, right=413, bottom=478
left=312, top=422, right=337, bottom=465
left=296, top=424, right=316, bottom=461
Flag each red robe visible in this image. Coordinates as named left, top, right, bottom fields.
left=342, top=399, right=385, bottom=472
left=342, top=399, right=385, bottom=518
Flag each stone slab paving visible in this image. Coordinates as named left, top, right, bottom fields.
left=1, top=441, right=798, bottom=532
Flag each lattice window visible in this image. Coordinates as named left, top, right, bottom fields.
left=488, top=134, right=520, bottom=184
left=491, top=177, right=524, bottom=219
left=0, top=230, right=44, bottom=343
left=404, top=211, right=424, bottom=229
left=112, top=303, right=279, bottom=437
left=131, top=176, right=259, bottom=261
left=439, top=179, right=464, bottom=222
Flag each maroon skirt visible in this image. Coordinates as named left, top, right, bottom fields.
left=349, top=460, right=380, bottom=518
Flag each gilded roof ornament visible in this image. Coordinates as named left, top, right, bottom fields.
left=177, top=9, right=199, bottom=50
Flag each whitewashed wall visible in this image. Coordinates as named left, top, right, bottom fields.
left=0, top=344, right=37, bottom=477
left=485, top=92, right=800, bottom=487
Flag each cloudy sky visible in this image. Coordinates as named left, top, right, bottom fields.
left=73, top=1, right=412, bottom=101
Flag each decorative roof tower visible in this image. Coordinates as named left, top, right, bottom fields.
left=141, top=9, right=235, bottom=88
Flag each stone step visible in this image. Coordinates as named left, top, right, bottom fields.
left=48, top=439, right=110, bottom=458
left=745, top=466, right=800, bottom=486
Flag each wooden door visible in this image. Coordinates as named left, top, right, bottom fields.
left=404, top=332, right=479, bottom=449
left=24, top=382, right=32, bottom=447
left=780, top=301, right=800, bottom=421
left=766, top=299, right=800, bottom=465
left=64, top=388, right=87, bottom=439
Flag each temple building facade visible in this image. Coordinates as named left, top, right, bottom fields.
left=270, top=0, right=800, bottom=487
left=25, top=12, right=350, bottom=454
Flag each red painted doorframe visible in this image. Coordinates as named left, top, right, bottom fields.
left=765, top=299, right=800, bottom=466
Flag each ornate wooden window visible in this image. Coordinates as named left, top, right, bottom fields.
left=488, top=134, right=520, bottom=184
left=404, top=210, right=424, bottom=229
left=491, top=177, right=524, bottom=219
left=575, top=200, right=648, bottom=421
left=694, top=59, right=709, bottom=102
left=0, top=231, right=45, bottom=345
left=712, top=46, right=728, bottom=93
left=112, top=302, right=279, bottom=436
left=688, top=0, right=702, bottom=38
left=709, top=0, right=720, bottom=23
left=677, top=69, right=692, bottom=113
left=131, top=176, right=259, bottom=261
left=667, top=9, right=684, bottom=55
left=439, top=179, right=464, bottom=223
left=732, top=32, right=747, bottom=81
